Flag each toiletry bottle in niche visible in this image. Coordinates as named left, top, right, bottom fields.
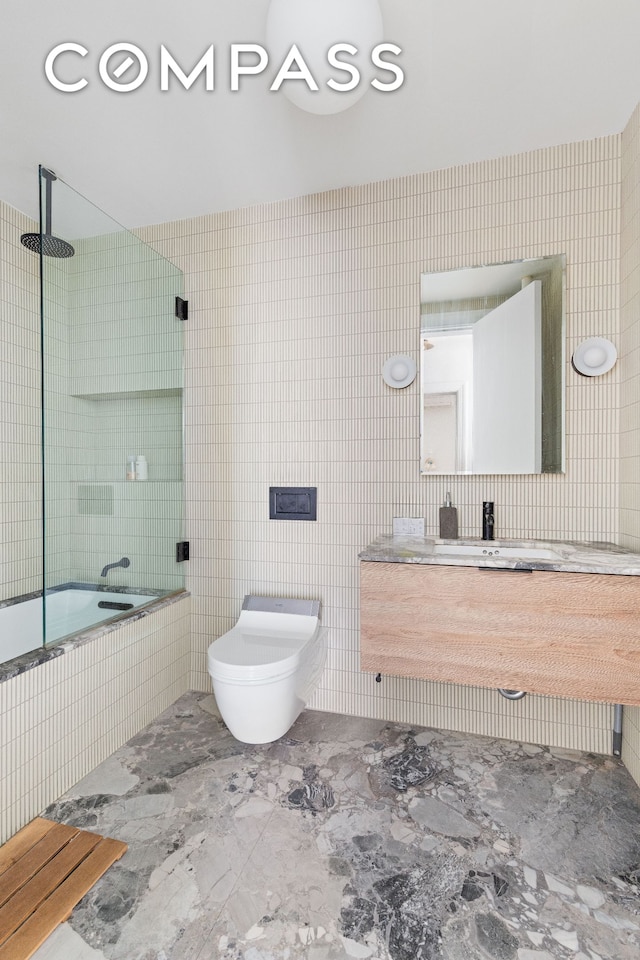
left=439, top=492, right=458, bottom=539
left=482, top=501, right=494, bottom=540
left=135, top=455, right=148, bottom=481
left=126, top=455, right=136, bottom=481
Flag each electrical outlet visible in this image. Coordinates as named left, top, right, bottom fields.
left=392, top=517, right=425, bottom=536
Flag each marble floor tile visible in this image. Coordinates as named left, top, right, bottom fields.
left=31, top=692, right=640, bottom=960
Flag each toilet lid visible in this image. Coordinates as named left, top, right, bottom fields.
left=208, top=610, right=320, bottom=682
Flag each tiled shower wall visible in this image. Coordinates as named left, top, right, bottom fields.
left=140, top=132, right=623, bottom=758
left=46, top=230, right=184, bottom=593
left=65, top=232, right=184, bottom=593
left=0, top=201, right=40, bottom=602
left=620, top=101, right=640, bottom=784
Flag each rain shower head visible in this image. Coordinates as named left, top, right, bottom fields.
left=20, top=231, right=75, bottom=258
left=20, top=168, right=75, bottom=258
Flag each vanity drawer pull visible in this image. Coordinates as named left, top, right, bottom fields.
left=476, top=566, right=533, bottom=573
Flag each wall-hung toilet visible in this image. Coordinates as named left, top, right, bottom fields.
left=207, top=596, right=327, bottom=744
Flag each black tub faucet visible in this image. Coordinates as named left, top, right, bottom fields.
left=100, top=557, right=131, bottom=578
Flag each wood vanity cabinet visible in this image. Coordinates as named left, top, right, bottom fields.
left=360, top=561, right=640, bottom=705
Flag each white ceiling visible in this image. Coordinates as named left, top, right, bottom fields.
left=2, top=0, right=640, bottom=230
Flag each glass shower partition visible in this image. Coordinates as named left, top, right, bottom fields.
left=39, top=166, right=185, bottom=645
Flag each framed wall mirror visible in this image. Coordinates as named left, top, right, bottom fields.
left=420, top=254, right=566, bottom=475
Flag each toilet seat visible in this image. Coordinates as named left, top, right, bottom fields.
left=208, top=608, right=320, bottom=684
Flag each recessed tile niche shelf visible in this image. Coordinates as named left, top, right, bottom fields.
left=70, top=387, right=183, bottom=401
left=76, top=480, right=182, bottom=516
left=77, top=481, right=183, bottom=486
left=68, top=387, right=184, bottom=499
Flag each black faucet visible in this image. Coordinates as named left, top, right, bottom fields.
left=482, top=502, right=495, bottom=541
left=100, top=557, right=131, bottom=578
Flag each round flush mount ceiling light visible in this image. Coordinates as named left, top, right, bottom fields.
left=572, top=337, right=617, bottom=377
left=382, top=355, right=416, bottom=389
left=265, top=0, right=384, bottom=115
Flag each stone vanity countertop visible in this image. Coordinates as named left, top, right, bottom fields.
left=359, top=535, right=640, bottom=575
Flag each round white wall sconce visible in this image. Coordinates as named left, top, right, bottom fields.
left=572, top=337, right=617, bottom=377
left=382, top=355, right=416, bottom=388
left=265, top=0, right=384, bottom=115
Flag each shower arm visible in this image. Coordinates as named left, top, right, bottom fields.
left=21, top=166, right=74, bottom=258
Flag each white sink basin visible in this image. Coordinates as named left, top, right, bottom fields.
left=432, top=544, right=562, bottom=561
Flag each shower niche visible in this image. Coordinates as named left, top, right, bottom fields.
left=36, top=166, right=185, bottom=645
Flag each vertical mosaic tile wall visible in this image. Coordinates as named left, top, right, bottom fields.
left=0, top=595, right=191, bottom=845
left=38, top=219, right=185, bottom=595
left=68, top=394, right=183, bottom=591
left=0, top=201, right=41, bottom=603
left=140, top=133, right=623, bottom=759
left=620, top=102, right=640, bottom=785
left=63, top=233, right=184, bottom=593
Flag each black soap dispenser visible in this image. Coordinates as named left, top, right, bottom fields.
left=439, top=492, right=458, bottom=539
left=482, top=501, right=495, bottom=541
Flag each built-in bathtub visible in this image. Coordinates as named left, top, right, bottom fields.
left=1, top=587, right=166, bottom=664
left=0, top=586, right=191, bottom=844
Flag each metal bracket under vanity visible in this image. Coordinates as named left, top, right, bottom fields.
left=359, top=537, right=640, bottom=757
